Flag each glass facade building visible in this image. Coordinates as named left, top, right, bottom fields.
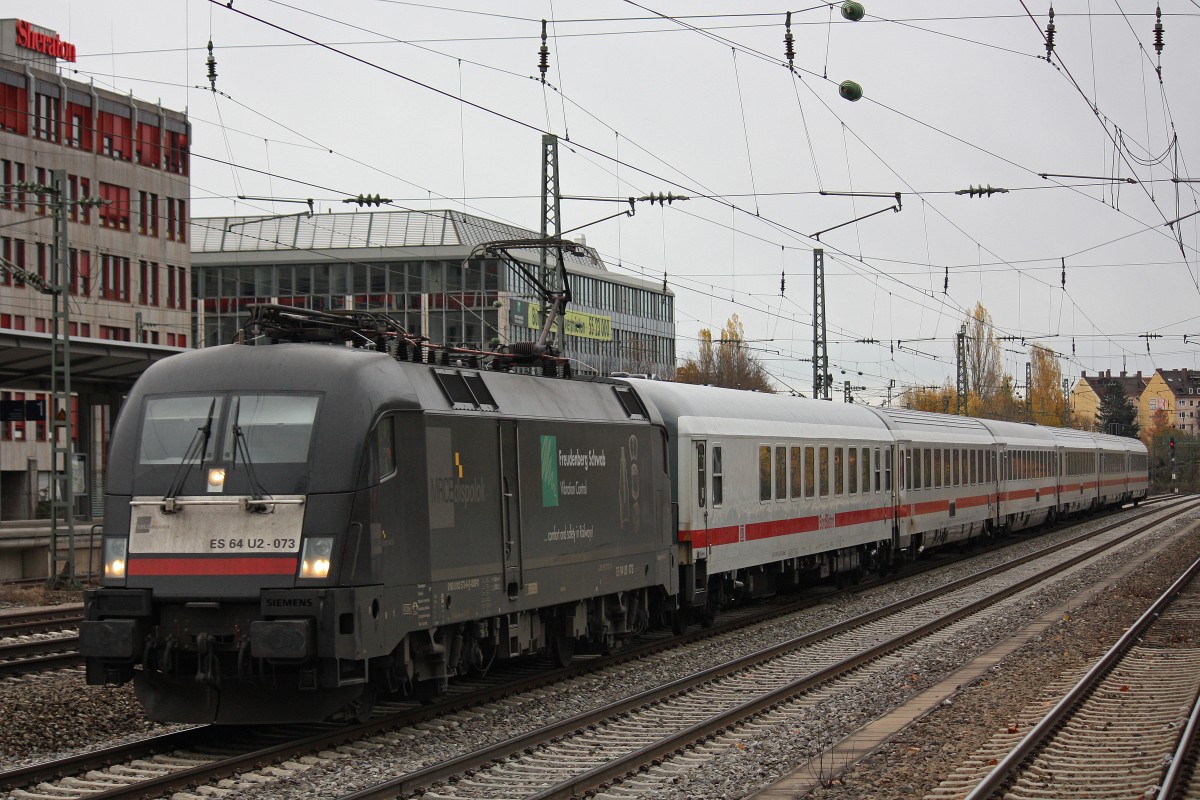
left=191, top=209, right=676, bottom=377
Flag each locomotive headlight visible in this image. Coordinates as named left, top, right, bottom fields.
left=103, top=538, right=128, bottom=581
left=207, top=468, right=226, bottom=492
left=298, top=537, right=334, bottom=580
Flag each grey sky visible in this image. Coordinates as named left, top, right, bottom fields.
left=17, top=1, right=1200, bottom=400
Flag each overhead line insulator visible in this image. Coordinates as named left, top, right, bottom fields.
left=783, top=12, right=796, bottom=69
left=538, top=20, right=549, bottom=83
left=1044, top=6, right=1056, bottom=62
left=206, top=40, right=218, bottom=92
left=954, top=184, right=1009, bottom=198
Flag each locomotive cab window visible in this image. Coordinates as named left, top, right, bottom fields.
left=139, top=392, right=319, bottom=467
left=221, top=394, right=319, bottom=464
left=139, top=394, right=221, bottom=464
left=370, top=415, right=396, bottom=482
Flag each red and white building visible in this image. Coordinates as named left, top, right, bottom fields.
left=0, top=18, right=190, bottom=519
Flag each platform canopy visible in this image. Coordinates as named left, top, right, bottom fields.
left=0, top=330, right=183, bottom=395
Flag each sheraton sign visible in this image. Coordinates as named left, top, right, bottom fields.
left=16, top=19, right=77, bottom=63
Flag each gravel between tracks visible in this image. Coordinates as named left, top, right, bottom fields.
left=0, top=508, right=1194, bottom=798
left=794, top=515, right=1200, bottom=800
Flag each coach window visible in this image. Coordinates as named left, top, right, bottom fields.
left=886, top=448, right=894, bottom=491
left=711, top=445, right=723, bottom=507
left=862, top=447, right=871, bottom=494
left=805, top=446, right=816, bottom=498
left=695, top=442, right=706, bottom=508
left=790, top=446, right=803, bottom=499
left=952, top=449, right=960, bottom=486
left=819, top=446, right=830, bottom=497
left=874, top=447, right=882, bottom=492
left=759, top=445, right=771, bottom=502
left=922, top=448, right=932, bottom=490
left=933, top=449, right=942, bottom=489
left=775, top=446, right=787, bottom=501
left=904, top=447, right=912, bottom=491
left=834, top=447, right=845, bottom=495
left=848, top=447, right=858, bottom=494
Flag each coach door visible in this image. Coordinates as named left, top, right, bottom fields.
left=892, top=440, right=909, bottom=546
left=498, top=421, right=524, bottom=599
left=694, top=439, right=711, bottom=559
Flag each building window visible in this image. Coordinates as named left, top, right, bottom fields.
left=136, top=121, right=161, bottom=167
left=99, top=254, right=130, bottom=301
left=166, top=264, right=187, bottom=309
left=139, top=260, right=159, bottom=306
left=34, top=92, right=58, bottom=141
left=98, top=183, right=131, bottom=230
left=1, top=237, right=25, bottom=286
left=68, top=249, right=91, bottom=296
left=34, top=167, right=48, bottom=215
left=138, top=191, right=159, bottom=236
left=96, top=107, right=133, bottom=160
left=0, top=76, right=28, bottom=134
left=2, top=161, right=26, bottom=211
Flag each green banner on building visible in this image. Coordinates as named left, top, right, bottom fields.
left=511, top=299, right=613, bottom=341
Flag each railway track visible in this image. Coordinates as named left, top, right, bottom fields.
left=0, top=605, right=85, bottom=677
left=931, top=552, right=1200, bottom=800
left=0, top=499, right=1189, bottom=800
left=349, top=498, right=1197, bottom=800
left=0, top=604, right=84, bottom=636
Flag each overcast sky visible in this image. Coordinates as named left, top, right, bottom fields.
left=17, top=1, right=1200, bottom=400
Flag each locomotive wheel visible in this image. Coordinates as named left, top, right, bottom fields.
left=550, top=633, right=576, bottom=668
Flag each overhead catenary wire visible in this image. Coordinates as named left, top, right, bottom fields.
left=119, top=0, right=1190, bottom=388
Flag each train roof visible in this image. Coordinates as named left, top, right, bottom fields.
left=865, top=407, right=995, bottom=444
left=1090, top=431, right=1148, bottom=453
left=620, top=379, right=891, bottom=441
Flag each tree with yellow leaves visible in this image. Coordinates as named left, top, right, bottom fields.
left=1028, top=344, right=1066, bottom=426
left=676, top=314, right=775, bottom=392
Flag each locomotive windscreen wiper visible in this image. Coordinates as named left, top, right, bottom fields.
left=229, top=396, right=271, bottom=510
left=162, top=397, right=216, bottom=506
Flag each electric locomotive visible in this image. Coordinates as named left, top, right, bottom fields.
left=81, top=306, right=676, bottom=723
